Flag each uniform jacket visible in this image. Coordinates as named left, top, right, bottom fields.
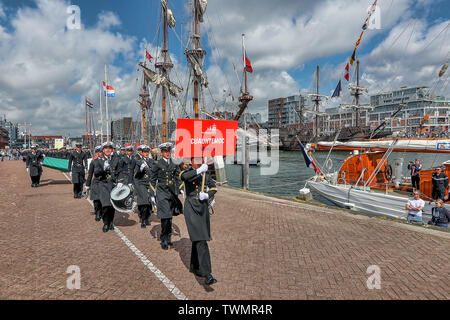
left=86, top=157, right=101, bottom=201
left=26, top=151, right=44, bottom=177
left=432, top=172, right=449, bottom=190
left=117, top=154, right=135, bottom=185
left=92, top=155, right=116, bottom=207
left=133, top=156, right=153, bottom=206
left=150, top=158, right=183, bottom=219
left=181, top=166, right=217, bottom=241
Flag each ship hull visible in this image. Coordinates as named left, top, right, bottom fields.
left=306, top=180, right=432, bottom=222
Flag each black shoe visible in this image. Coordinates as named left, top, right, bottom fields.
left=141, top=222, right=147, bottom=228
left=102, top=225, right=109, bottom=233
left=74, top=194, right=78, bottom=199
left=205, top=274, right=217, bottom=285
left=31, top=184, right=35, bottom=188
left=109, top=223, right=115, bottom=230
left=167, top=241, right=173, bottom=246
left=144, top=219, right=150, bottom=226
left=161, top=241, right=168, bottom=250
left=95, top=214, right=101, bottom=222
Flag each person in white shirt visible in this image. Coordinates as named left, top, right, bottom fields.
left=405, top=191, right=425, bottom=223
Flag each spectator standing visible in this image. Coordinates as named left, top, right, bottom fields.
left=408, top=159, right=422, bottom=191
left=432, top=167, right=448, bottom=200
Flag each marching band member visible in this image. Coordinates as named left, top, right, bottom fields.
left=117, top=145, right=135, bottom=189
left=133, top=145, right=154, bottom=228
left=150, top=142, right=183, bottom=250
left=26, top=145, right=44, bottom=188
left=68, top=142, right=88, bottom=199
left=86, top=146, right=103, bottom=221
left=180, top=157, right=217, bottom=285
left=92, top=142, right=117, bottom=232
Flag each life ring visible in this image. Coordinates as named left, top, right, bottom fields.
left=325, top=158, right=333, bottom=171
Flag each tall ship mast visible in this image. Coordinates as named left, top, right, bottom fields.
left=139, top=0, right=182, bottom=145
left=185, top=0, right=208, bottom=120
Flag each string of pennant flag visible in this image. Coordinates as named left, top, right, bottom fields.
left=332, top=0, right=378, bottom=98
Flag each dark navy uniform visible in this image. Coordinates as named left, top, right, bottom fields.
left=86, top=147, right=103, bottom=221
left=134, top=147, right=154, bottom=228
left=181, top=165, right=217, bottom=284
left=117, top=153, right=135, bottom=185
left=68, top=147, right=88, bottom=198
left=26, top=148, right=44, bottom=187
left=432, top=171, right=449, bottom=200
left=150, top=144, right=183, bottom=249
left=93, top=144, right=116, bottom=232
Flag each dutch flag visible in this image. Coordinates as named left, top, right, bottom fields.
left=103, top=81, right=116, bottom=97
left=86, top=99, right=94, bottom=109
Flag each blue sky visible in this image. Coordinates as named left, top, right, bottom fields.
left=0, top=0, right=449, bottom=135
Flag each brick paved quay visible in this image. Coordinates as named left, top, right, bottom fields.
left=0, top=160, right=449, bottom=300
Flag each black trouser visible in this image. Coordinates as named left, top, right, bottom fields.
left=73, top=183, right=83, bottom=197
left=94, top=200, right=102, bottom=218
left=411, top=176, right=420, bottom=190
left=160, top=218, right=172, bottom=242
left=138, top=205, right=151, bottom=222
left=31, top=176, right=40, bottom=185
left=433, top=187, right=446, bottom=200
left=190, top=240, right=212, bottom=277
left=102, top=206, right=115, bottom=226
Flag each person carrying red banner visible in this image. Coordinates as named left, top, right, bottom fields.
left=180, top=157, right=217, bottom=285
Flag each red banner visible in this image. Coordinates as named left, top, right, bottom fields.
left=174, top=119, right=238, bottom=158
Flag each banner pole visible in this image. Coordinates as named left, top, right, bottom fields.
left=201, top=156, right=207, bottom=192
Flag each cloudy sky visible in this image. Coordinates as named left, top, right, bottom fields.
left=0, top=0, right=449, bottom=136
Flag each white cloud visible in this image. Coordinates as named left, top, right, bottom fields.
left=0, top=0, right=138, bottom=135
left=97, top=11, right=121, bottom=30
left=200, top=0, right=414, bottom=119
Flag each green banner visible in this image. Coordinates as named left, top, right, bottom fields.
left=43, top=157, right=69, bottom=172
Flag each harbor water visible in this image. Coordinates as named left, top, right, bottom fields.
left=225, top=150, right=450, bottom=206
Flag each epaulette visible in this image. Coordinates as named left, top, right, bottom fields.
left=92, top=157, right=98, bottom=160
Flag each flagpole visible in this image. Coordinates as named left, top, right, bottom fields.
left=104, top=64, right=110, bottom=141
left=85, top=97, right=88, bottom=147
left=89, top=106, right=93, bottom=151
left=99, top=81, right=104, bottom=144
left=242, top=34, right=246, bottom=94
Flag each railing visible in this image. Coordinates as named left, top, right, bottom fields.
left=354, top=168, right=367, bottom=187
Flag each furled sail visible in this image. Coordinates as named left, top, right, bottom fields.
left=161, top=0, right=176, bottom=28
left=142, top=65, right=182, bottom=97
left=197, top=0, right=207, bottom=23
left=186, top=54, right=208, bottom=87
left=439, top=62, right=448, bottom=77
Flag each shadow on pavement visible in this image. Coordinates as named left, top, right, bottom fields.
left=172, top=237, right=215, bottom=292
left=114, top=212, right=137, bottom=227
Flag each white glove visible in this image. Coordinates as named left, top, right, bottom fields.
left=103, top=160, right=110, bottom=170
left=26, top=168, right=29, bottom=172
left=151, top=197, right=155, bottom=203
left=199, top=192, right=209, bottom=201
left=128, top=183, right=133, bottom=188
left=196, top=164, right=208, bottom=175
left=140, top=162, right=146, bottom=171
left=117, top=183, right=123, bottom=189
left=180, top=190, right=185, bottom=199
left=69, top=171, right=72, bottom=177
left=85, top=186, right=90, bottom=192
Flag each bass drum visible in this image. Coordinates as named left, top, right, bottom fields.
left=110, top=184, right=137, bottom=213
